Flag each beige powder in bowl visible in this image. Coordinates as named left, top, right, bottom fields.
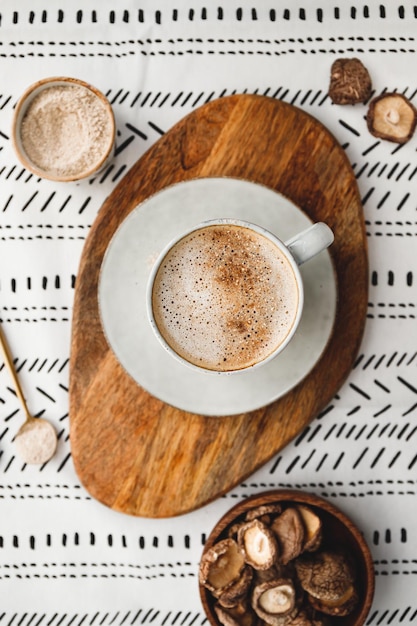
left=14, top=79, right=115, bottom=181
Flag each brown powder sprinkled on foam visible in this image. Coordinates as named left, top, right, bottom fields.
left=152, top=224, right=299, bottom=372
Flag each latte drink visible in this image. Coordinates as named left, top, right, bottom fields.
left=151, top=223, right=300, bottom=372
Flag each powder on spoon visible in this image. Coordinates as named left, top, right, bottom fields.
left=20, top=84, right=113, bottom=178
left=14, top=419, right=57, bottom=465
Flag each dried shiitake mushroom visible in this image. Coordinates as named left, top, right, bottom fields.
left=217, top=565, right=254, bottom=608
left=366, top=93, right=417, bottom=143
left=328, top=57, right=372, bottom=105
left=214, top=602, right=258, bottom=626
left=251, top=578, right=298, bottom=625
left=286, top=609, right=330, bottom=626
left=296, top=505, right=322, bottom=552
left=271, top=508, right=305, bottom=564
left=307, top=586, right=359, bottom=618
left=199, top=538, right=247, bottom=597
left=295, top=550, right=358, bottom=617
left=245, top=503, right=282, bottom=524
left=200, top=497, right=368, bottom=626
left=238, top=519, right=279, bottom=570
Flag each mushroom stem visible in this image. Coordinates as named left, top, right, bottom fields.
left=386, top=109, right=400, bottom=125
left=252, top=579, right=297, bottom=625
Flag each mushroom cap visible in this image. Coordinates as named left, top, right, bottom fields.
left=271, top=507, right=305, bottom=565
left=328, top=57, right=372, bottom=105
left=251, top=578, right=298, bottom=626
left=295, top=505, right=322, bottom=552
left=245, top=503, right=282, bottom=523
left=294, top=550, right=355, bottom=602
left=286, top=609, right=330, bottom=625
left=308, top=585, right=359, bottom=617
left=214, top=601, right=258, bottom=626
left=238, top=519, right=279, bottom=570
left=366, top=93, right=417, bottom=143
left=217, top=564, right=254, bottom=608
left=200, top=538, right=246, bottom=594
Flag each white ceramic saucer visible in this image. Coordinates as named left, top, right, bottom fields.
left=98, top=178, right=337, bottom=417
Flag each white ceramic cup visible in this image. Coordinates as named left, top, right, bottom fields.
left=147, top=218, right=334, bottom=374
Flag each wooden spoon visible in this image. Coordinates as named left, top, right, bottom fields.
left=0, top=323, right=57, bottom=464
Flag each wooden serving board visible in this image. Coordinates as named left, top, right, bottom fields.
left=69, top=94, right=368, bottom=518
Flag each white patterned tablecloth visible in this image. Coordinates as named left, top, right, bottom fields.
left=0, top=1, right=416, bottom=623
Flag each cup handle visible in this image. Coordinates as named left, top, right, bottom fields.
left=285, top=222, right=334, bottom=266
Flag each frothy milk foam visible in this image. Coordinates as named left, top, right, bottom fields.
left=151, top=224, right=299, bottom=372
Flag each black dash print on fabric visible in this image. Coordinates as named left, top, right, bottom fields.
left=1, top=275, right=74, bottom=292
left=0, top=224, right=90, bottom=241
left=365, top=220, right=417, bottom=237
left=238, top=480, right=417, bottom=498
left=35, top=386, right=57, bottom=403
left=0, top=562, right=196, bottom=582
left=0, top=484, right=88, bottom=499
left=94, top=164, right=115, bottom=184
left=367, top=301, right=416, bottom=320
left=78, top=197, right=91, bottom=214
left=0, top=96, right=12, bottom=111
left=398, top=376, right=417, bottom=395
left=0, top=525, right=197, bottom=553
left=338, top=119, right=361, bottom=136
left=376, top=191, right=391, bottom=209
left=2, top=6, right=417, bottom=26
left=125, top=122, right=147, bottom=140
left=0, top=312, right=71, bottom=323
left=114, top=136, right=135, bottom=156
left=349, top=383, right=371, bottom=399
left=111, top=165, right=128, bottom=182
left=369, top=271, right=415, bottom=288
left=264, top=419, right=417, bottom=471
left=1, top=36, right=417, bottom=59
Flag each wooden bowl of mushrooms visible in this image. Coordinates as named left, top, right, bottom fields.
left=199, top=490, right=374, bottom=626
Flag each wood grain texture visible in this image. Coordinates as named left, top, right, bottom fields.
left=69, top=94, right=368, bottom=518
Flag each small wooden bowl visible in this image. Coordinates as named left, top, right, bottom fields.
left=11, top=76, right=115, bottom=182
left=199, top=490, right=374, bottom=626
